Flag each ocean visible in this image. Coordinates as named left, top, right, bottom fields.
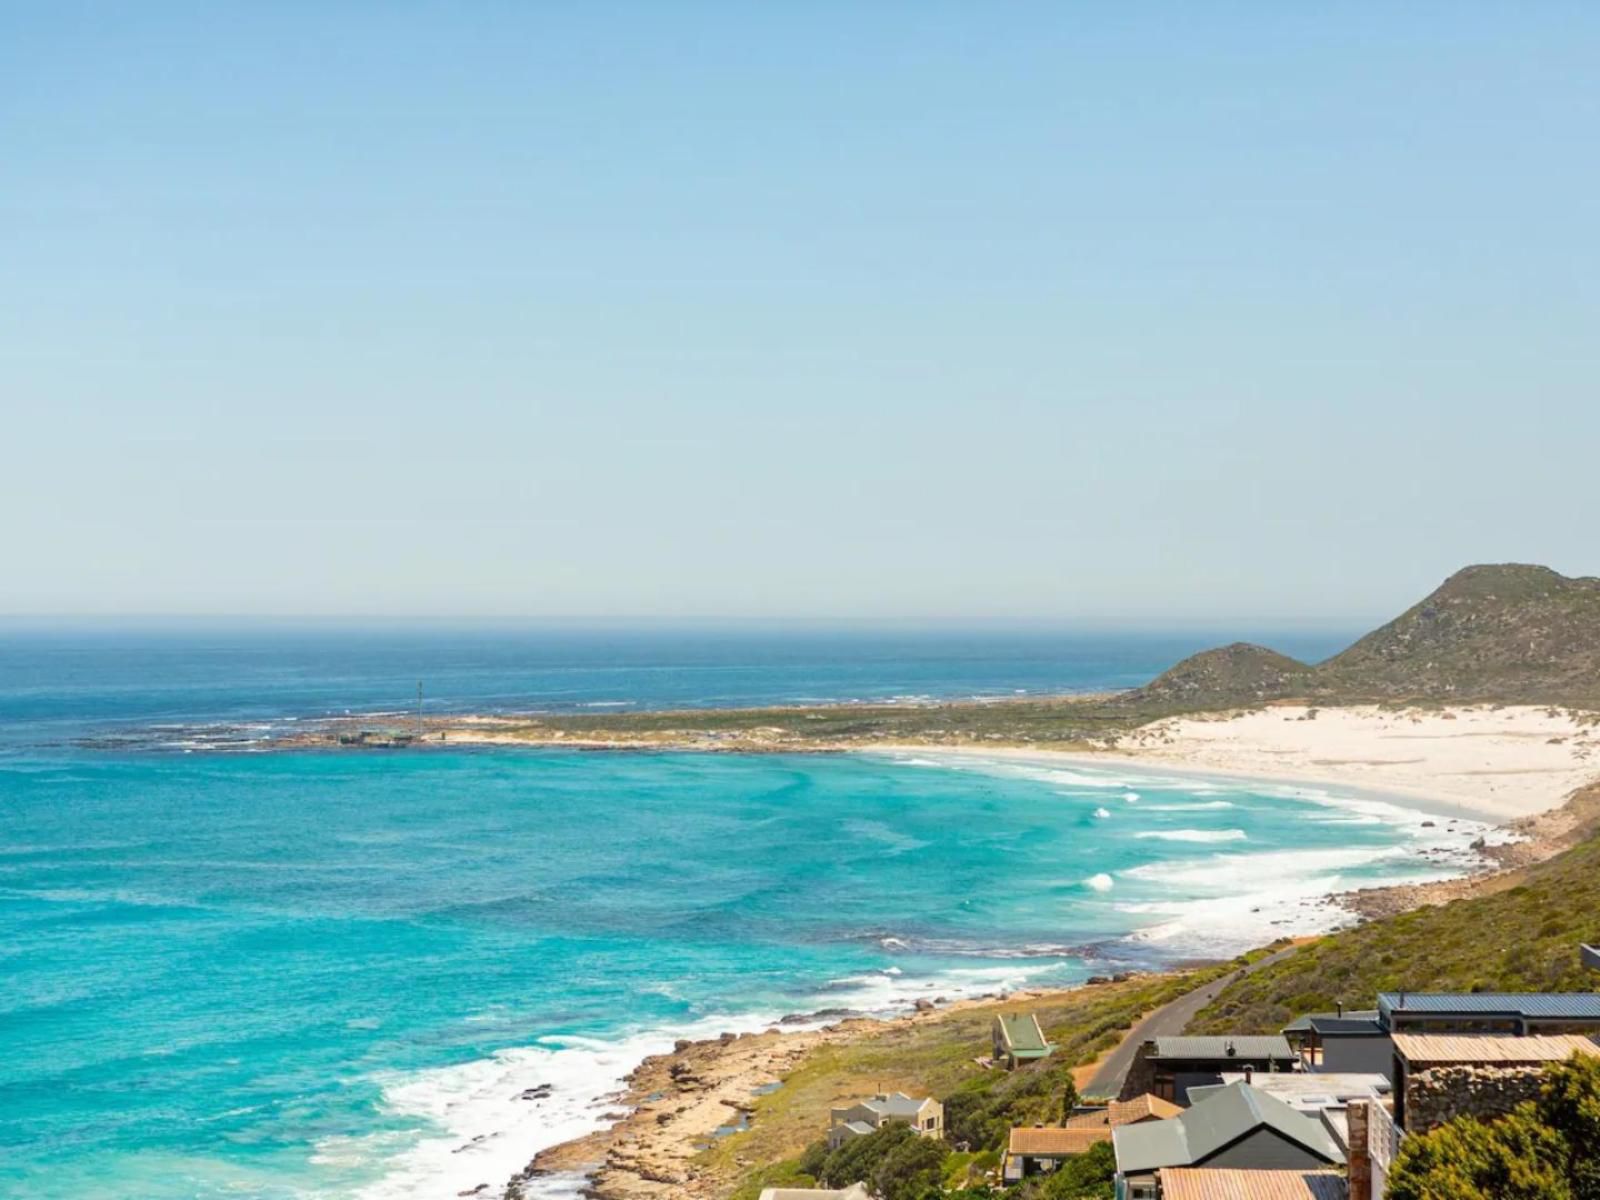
left=0, top=624, right=1487, bottom=1199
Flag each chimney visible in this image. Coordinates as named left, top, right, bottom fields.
left=1347, top=1101, right=1373, bottom=1200
left=1337, top=1001, right=1344, bottom=1017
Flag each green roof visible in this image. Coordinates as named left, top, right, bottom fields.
left=997, top=1012, right=1054, bottom=1055
left=1111, top=1083, right=1343, bottom=1174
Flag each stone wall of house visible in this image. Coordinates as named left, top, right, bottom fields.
left=1119, top=1048, right=1157, bottom=1101
left=1405, top=1065, right=1545, bottom=1132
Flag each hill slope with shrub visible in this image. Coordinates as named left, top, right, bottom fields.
left=1188, top=788, right=1600, bottom=1034
left=1121, top=563, right=1600, bottom=712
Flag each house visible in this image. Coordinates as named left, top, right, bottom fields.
left=1389, top=1032, right=1600, bottom=1131
left=1190, top=1071, right=1392, bottom=1160
left=1002, top=1126, right=1113, bottom=1182
left=826, top=1092, right=943, bottom=1149
left=1063, top=1093, right=1185, bottom=1132
left=1112, top=1083, right=1343, bottom=1200
left=1002, top=1095, right=1182, bottom=1182
left=1281, top=1010, right=1390, bottom=1077
left=1376, top=991, right=1600, bottom=1037
left=759, top=1187, right=870, bottom=1200
left=1283, top=991, right=1600, bottom=1082
left=1121, top=1036, right=1300, bottom=1105
left=1156, top=1168, right=1347, bottom=1200
left=993, top=1012, right=1055, bottom=1069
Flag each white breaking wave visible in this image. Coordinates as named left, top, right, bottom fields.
left=1093, top=807, right=1111, bottom=819
left=1144, top=800, right=1235, bottom=811
left=1133, top=829, right=1248, bottom=843
left=333, top=1019, right=765, bottom=1200
left=1084, top=873, right=1115, bottom=892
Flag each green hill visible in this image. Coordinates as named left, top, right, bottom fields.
left=1317, top=563, right=1600, bottom=706
left=1124, top=642, right=1314, bottom=708
left=1126, top=563, right=1600, bottom=712
left=1187, top=785, right=1600, bottom=1035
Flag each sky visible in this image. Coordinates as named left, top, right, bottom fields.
left=4, top=3, right=1598, bottom=622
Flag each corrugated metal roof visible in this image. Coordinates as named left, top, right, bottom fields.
left=1007, top=1126, right=1111, bottom=1155
left=1111, top=1083, right=1342, bottom=1174
left=997, top=1012, right=1051, bottom=1053
left=1282, top=1010, right=1380, bottom=1034
left=1379, top=992, right=1600, bottom=1020
left=1392, top=1033, right=1600, bottom=1064
left=1158, top=1168, right=1346, bottom=1200
left=1150, top=1035, right=1296, bottom=1061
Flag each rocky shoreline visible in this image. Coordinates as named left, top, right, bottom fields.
left=499, top=982, right=1155, bottom=1200
left=1334, top=780, right=1600, bottom=920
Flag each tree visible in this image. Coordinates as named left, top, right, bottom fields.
left=870, top=1129, right=948, bottom=1200
left=1387, top=1106, right=1569, bottom=1200
left=1537, top=1053, right=1600, bottom=1200
left=1058, top=1075, right=1081, bottom=1125
left=1040, top=1140, right=1115, bottom=1200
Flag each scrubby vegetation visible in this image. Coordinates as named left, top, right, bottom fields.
left=1188, top=810, right=1600, bottom=1034
left=314, top=564, right=1600, bottom=754
left=710, top=965, right=1244, bottom=1198
left=1387, top=1053, right=1600, bottom=1200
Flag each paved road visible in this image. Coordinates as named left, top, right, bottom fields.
left=1081, top=944, right=1301, bottom=1098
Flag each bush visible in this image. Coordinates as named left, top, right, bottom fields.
left=1387, top=1054, right=1600, bottom=1200
left=811, top=1123, right=949, bottom=1197
left=1008, top=1141, right=1115, bottom=1200
left=872, top=1129, right=948, bottom=1200
left=944, top=1062, right=1080, bottom=1152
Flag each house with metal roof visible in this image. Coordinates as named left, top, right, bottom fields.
left=1112, top=1083, right=1343, bottom=1200
left=1122, top=1036, right=1300, bottom=1106
left=1376, top=991, right=1600, bottom=1036
left=1389, top=1032, right=1600, bottom=1131
left=825, top=1092, right=943, bottom=1149
left=1156, top=1168, right=1347, bottom=1200
left=992, top=1012, right=1055, bottom=1069
left=1280, top=1010, right=1390, bottom=1077
left=1190, top=1072, right=1391, bottom=1160
left=1002, top=1125, right=1112, bottom=1182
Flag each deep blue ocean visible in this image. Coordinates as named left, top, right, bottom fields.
left=0, top=625, right=1486, bottom=1199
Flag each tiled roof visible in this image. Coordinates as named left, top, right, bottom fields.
left=1108, top=1093, right=1183, bottom=1126
left=1379, top=992, right=1600, bottom=1020
left=1391, top=1033, right=1600, bottom=1064
left=1007, top=1126, right=1112, bottom=1155
left=1158, top=1168, right=1347, bottom=1200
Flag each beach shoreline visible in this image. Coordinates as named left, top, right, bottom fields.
left=473, top=704, right=1600, bottom=1200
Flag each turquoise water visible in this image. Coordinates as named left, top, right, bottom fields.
left=1, top=748, right=1487, bottom=1199
left=1, top=626, right=1486, bottom=1199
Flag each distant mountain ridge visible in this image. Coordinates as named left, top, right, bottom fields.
left=1127, top=563, right=1600, bottom=710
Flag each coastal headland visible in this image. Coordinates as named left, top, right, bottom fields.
left=99, top=563, right=1600, bottom=1200
left=309, top=563, right=1600, bottom=1200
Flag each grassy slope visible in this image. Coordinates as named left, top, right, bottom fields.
left=446, top=692, right=1188, bottom=748
left=1188, top=821, right=1600, bottom=1035
left=703, top=965, right=1242, bottom=1195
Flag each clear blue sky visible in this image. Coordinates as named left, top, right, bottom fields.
left=4, top=3, right=1597, bottom=621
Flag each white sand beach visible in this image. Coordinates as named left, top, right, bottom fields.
left=891, top=705, right=1600, bottom=824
